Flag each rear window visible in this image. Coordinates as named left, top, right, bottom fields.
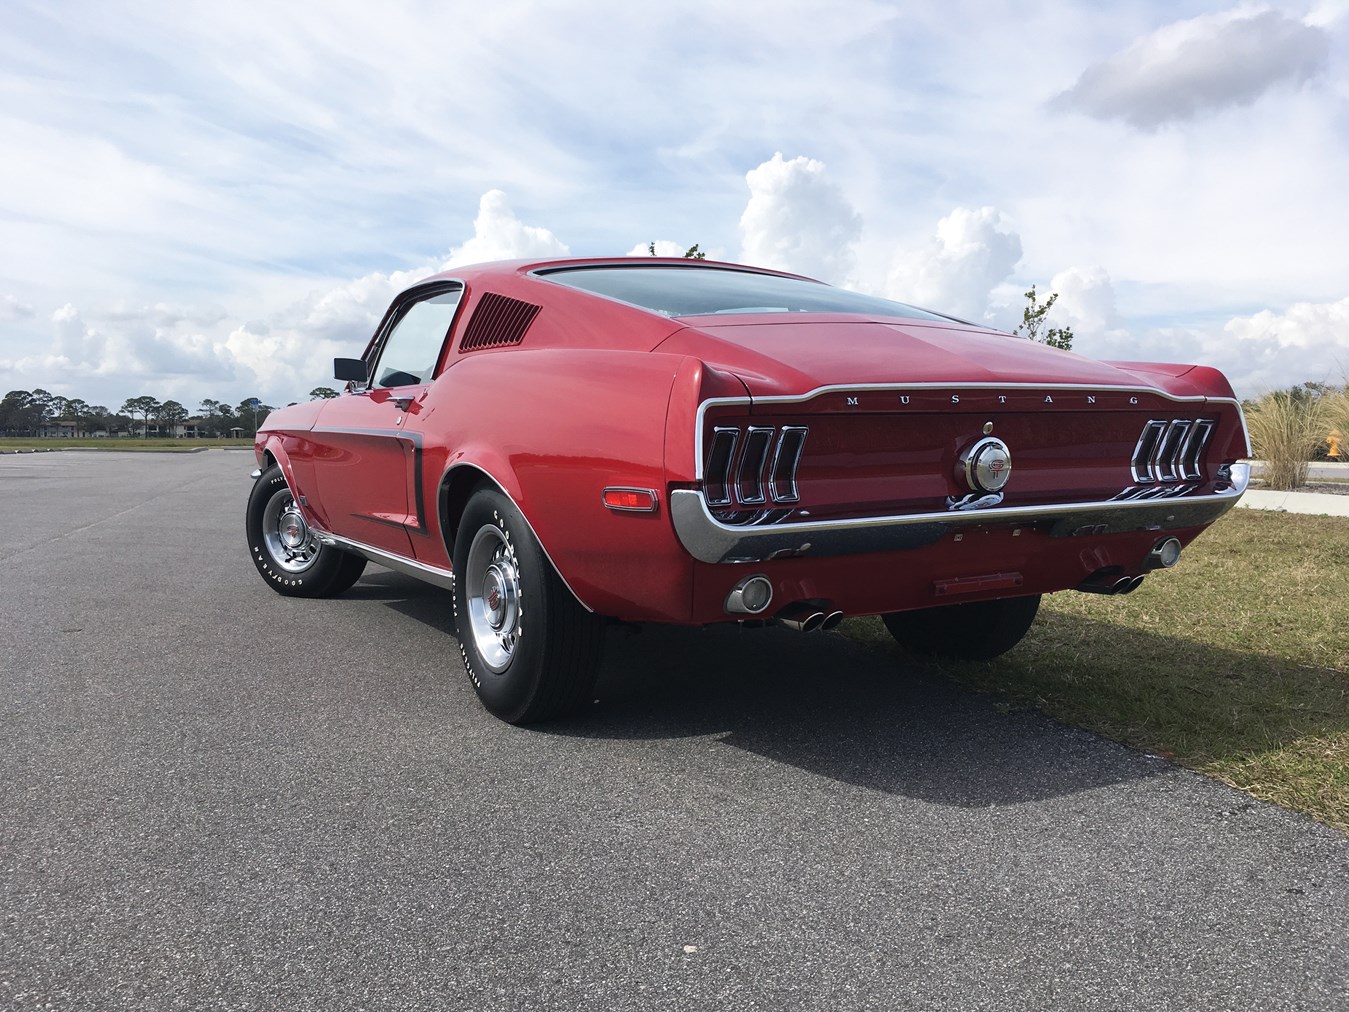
left=538, top=265, right=952, bottom=322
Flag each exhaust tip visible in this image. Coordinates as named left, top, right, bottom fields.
left=1146, top=537, right=1182, bottom=570
left=776, top=601, right=831, bottom=632
left=820, top=610, right=844, bottom=632
left=725, top=574, right=773, bottom=615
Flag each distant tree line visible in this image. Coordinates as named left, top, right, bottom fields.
left=0, top=389, right=316, bottom=438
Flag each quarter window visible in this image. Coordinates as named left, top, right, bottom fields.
left=373, top=288, right=463, bottom=388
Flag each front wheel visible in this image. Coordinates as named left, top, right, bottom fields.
left=245, top=465, right=366, bottom=598
left=452, top=486, right=604, bottom=724
left=881, top=595, right=1041, bottom=661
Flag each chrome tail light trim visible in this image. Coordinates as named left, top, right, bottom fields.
left=704, top=428, right=740, bottom=507
left=769, top=427, right=808, bottom=503
left=1152, top=420, right=1192, bottom=482
left=1131, top=420, right=1168, bottom=482
left=702, top=424, right=809, bottom=512
left=1132, top=417, right=1216, bottom=483
left=735, top=427, right=775, bottom=505
left=1180, top=419, right=1215, bottom=480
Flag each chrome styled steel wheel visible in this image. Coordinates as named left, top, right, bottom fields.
left=464, top=522, right=523, bottom=672
left=245, top=463, right=365, bottom=598
left=261, top=488, right=321, bottom=574
left=452, top=486, right=605, bottom=724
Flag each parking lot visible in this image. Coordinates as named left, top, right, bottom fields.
left=2, top=449, right=1346, bottom=1011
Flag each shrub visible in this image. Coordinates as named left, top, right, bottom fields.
left=1246, top=391, right=1327, bottom=490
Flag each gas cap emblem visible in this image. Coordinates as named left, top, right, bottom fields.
left=962, top=436, right=1012, bottom=493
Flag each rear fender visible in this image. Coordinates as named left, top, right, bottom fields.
left=426, top=348, right=695, bottom=622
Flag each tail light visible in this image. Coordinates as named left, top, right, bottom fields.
left=1131, top=417, right=1215, bottom=483
left=703, top=425, right=808, bottom=508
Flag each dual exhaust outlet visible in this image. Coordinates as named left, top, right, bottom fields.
left=724, top=574, right=842, bottom=632
left=774, top=601, right=845, bottom=633
left=1077, top=537, right=1184, bottom=596
left=1078, top=572, right=1146, bottom=596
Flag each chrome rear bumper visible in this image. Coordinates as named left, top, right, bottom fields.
left=670, top=478, right=1247, bottom=565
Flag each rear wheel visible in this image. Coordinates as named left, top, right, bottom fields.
left=452, top=486, right=604, bottom=724
left=882, top=595, right=1041, bottom=661
left=246, top=464, right=366, bottom=597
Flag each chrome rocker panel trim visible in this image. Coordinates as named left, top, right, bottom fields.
left=670, top=487, right=1247, bottom=564
left=316, top=531, right=456, bottom=591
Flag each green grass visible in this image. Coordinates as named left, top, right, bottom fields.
left=0, top=437, right=253, bottom=451
left=843, top=508, right=1349, bottom=832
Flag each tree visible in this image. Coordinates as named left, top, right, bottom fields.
left=236, top=398, right=274, bottom=437
left=309, top=386, right=340, bottom=400
left=66, top=398, right=91, bottom=436
left=87, top=405, right=121, bottom=436
left=0, top=390, right=37, bottom=435
left=29, top=389, right=56, bottom=432
left=1013, top=285, right=1074, bottom=351
left=121, top=395, right=160, bottom=437
left=200, top=398, right=242, bottom=437
left=156, top=399, right=189, bottom=436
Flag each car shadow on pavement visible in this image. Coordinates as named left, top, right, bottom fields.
left=338, top=571, right=1162, bottom=810
left=566, top=622, right=1163, bottom=810
left=343, top=571, right=456, bottom=632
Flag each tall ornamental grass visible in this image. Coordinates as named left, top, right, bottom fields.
left=1246, top=391, right=1326, bottom=490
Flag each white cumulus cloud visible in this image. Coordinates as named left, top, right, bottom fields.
left=1217, top=297, right=1349, bottom=392
left=442, top=190, right=570, bottom=268
left=887, top=208, right=1023, bottom=322
left=738, top=153, right=861, bottom=285
left=1055, top=7, right=1331, bottom=129
left=2, top=294, right=35, bottom=322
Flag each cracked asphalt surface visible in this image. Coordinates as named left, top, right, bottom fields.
left=2, top=449, right=1346, bottom=1011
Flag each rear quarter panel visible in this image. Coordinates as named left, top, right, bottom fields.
left=420, top=347, right=696, bottom=621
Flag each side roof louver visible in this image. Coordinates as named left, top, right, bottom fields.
left=459, top=292, right=542, bottom=352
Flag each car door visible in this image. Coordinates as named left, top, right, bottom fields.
left=310, top=283, right=463, bottom=558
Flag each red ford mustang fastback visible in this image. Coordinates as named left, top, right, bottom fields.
left=247, top=258, right=1251, bottom=723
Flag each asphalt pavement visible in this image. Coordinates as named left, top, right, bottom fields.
left=1, top=450, right=1345, bottom=1011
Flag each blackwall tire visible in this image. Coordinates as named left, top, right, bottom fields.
left=882, top=595, right=1041, bottom=661
left=245, top=464, right=365, bottom=598
left=452, top=486, right=604, bottom=724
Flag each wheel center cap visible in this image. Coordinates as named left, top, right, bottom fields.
left=280, top=510, right=308, bottom=548
left=483, top=566, right=511, bottom=629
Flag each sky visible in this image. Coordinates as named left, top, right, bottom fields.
left=1, top=0, right=1347, bottom=412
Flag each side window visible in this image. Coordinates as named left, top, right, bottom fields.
left=373, top=288, right=463, bottom=388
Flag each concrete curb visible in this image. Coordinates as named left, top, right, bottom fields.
left=1238, top=489, right=1349, bottom=518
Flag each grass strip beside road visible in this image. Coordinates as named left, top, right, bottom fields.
left=0, top=437, right=253, bottom=451
left=843, top=509, right=1349, bottom=833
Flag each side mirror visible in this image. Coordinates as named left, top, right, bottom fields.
left=334, top=357, right=369, bottom=384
